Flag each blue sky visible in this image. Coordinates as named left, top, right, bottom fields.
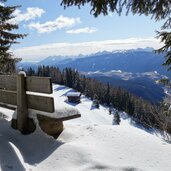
left=4, top=0, right=164, bottom=62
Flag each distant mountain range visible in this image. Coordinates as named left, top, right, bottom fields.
left=18, top=48, right=170, bottom=103
left=18, top=49, right=170, bottom=78
left=57, top=50, right=170, bottom=78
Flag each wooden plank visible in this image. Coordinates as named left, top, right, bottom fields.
left=0, top=75, right=52, bottom=94
left=37, top=113, right=81, bottom=122
left=0, top=75, right=17, bottom=91
left=27, top=95, right=55, bottom=113
left=0, top=90, right=54, bottom=112
left=0, top=90, right=17, bottom=105
left=55, top=113, right=81, bottom=121
left=0, top=103, right=16, bottom=110
left=26, top=76, right=52, bottom=94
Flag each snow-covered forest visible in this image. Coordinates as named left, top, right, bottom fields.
left=26, top=66, right=171, bottom=134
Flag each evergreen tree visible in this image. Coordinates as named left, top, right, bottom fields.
left=109, top=103, right=113, bottom=115
left=0, top=0, right=26, bottom=73
left=27, top=67, right=35, bottom=76
left=37, top=66, right=43, bottom=76
left=61, top=0, right=171, bottom=70
left=113, top=111, right=121, bottom=125
left=105, top=83, right=111, bottom=106
left=92, top=94, right=100, bottom=109
left=80, top=75, right=86, bottom=93
left=64, top=68, right=73, bottom=87
left=73, top=70, right=81, bottom=91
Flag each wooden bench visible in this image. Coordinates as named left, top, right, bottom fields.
left=0, top=73, right=81, bottom=136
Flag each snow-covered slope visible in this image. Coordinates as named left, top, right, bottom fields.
left=0, top=84, right=171, bottom=171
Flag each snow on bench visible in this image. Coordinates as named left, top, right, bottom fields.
left=0, top=73, right=81, bottom=137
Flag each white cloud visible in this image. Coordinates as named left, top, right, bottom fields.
left=66, top=27, right=98, bottom=34
left=10, top=7, right=45, bottom=24
left=27, top=15, right=81, bottom=33
left=13, top=37, right=163, bottom=62
left=0, top=2, right=4, bottom=6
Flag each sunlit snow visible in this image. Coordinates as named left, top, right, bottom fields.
left=0, top=84, right=171, bottom=171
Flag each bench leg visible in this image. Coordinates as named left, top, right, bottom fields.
left=37, top=114, right=64, bottom=138
left=11, top=118, right=36, bottom=134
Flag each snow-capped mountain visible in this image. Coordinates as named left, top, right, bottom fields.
left=18, top=48, right=170, bottom=79
left=17, top=49, right=170, bottom=103
left=54, top=50, right=168, bottom=77
left=0, top=84, right=171, bottom=171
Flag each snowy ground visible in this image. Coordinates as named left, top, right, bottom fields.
left=0, top=84, right=171, bottom=171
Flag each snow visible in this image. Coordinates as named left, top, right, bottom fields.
left=0, top=84, right=171, bottom=171
left=28, top=106, right=80, bottom=121
left=67, top=92, right=81, bottom=97
left=111, top=70, right=122, bottom=73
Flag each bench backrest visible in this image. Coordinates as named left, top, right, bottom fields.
left=0, top=74, right=54, bottom=112
left=0, top=74, right=81, bottom=135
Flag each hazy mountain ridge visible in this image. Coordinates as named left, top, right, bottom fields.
left=18, top=48, right=170, bottom=103
left=18, top=49, right=170, bottom=77
left=55, top=50, right=169, bottom=77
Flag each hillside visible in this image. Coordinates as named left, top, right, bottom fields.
left=0, top=84, right=171, bottom=171
left=87, top=75, right=165, bottom=103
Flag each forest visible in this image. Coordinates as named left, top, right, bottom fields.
left=26, top=66, right=171, bottom=134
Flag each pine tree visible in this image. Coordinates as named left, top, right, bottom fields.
left=37, top=66, right=43, bottom=76
left=113, top=111, right=121, bottom=125
left=105, top=83, right=111, bottom=106
left=0, top=0, right=26, bottom=73
left=109, top=104, right=113, bottom=115
left=73, top=70, right=81, bottom=91
left=27, top=67, right=35, bottom=76
left=92, top=94, right=100, bottom=109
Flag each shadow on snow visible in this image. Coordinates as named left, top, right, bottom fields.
left=0, top=118, right=64, bottom=171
